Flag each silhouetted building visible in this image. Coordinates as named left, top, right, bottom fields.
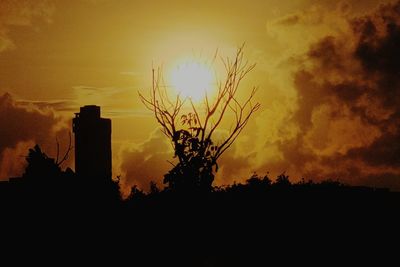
left=73, top=105, right=111, bottom=180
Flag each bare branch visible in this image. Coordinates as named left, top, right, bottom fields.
left=167, top=160, right=176, bottom=167
left=190, top=98, right=203, bottom=129
left=56, top=132, right=73, bottom=166
left=56, top=137, right=60, bottom=164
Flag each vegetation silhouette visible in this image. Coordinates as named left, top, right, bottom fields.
left=0, top=144, right=120, bottom=213
left=1, top=143, right=398, bottom=265
left=23, top=144, right=73, bottom=181
left=139, top=45, right=260, bottom=192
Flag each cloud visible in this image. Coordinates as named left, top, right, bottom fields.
left=15, top=85, right=142, bottom=117
left=2, top=0, right=397, bottom=192
left=272, top=0, right=400, bottom=189
left=16, top=99, right=76, bottom=113
left=205, top=0, right=400, bottom=190
left=0, top=93, right=71, bottom=180
left=215, top=142, right=255, bottom=186
left=265, top=2, right=352, bottom=61
left=0, top=140, right=35, bottom=180
left=72, top=85, right=142, bottom=117
left=117, top=128, right=174, bottom=195
left=111, top=1, right=400, bottom=192
left=0, top=0, right=55, bottom=53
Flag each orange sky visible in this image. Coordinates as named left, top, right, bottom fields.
left=1, top=0, right=399, bottom=193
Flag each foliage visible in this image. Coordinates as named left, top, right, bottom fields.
left=23, top=145, right=62, bottom=180
left=275, top=172, right=291, bottom=187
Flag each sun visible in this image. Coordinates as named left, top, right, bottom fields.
left=170, top=60, right=215, bottom=101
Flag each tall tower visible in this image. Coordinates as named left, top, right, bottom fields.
left=72, top=105, right=111, bottom=180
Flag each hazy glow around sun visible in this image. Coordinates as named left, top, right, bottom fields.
left=170, top=60, right=215, bottom=101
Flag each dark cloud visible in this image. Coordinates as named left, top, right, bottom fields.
left=0, top=93, right=57, bottom=152
left=347, top=132, right=400, bottom=167
left=282, top=0, right=400, bottom=189
left=0, top=93, right=71, bottom=179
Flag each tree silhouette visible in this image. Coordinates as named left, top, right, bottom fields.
left=23, top=145, right=62, bottom=181
left=139, top=45, right=260, bottom=192
left=23, top=135, right=72, bottom=181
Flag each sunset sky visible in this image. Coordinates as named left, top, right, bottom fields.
left=1, top=0, right=399, bottom=193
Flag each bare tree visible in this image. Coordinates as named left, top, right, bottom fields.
left=139, top=45, right=260, bottom=191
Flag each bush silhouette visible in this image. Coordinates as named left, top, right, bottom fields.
left=23, top=145, right=63, bottom=181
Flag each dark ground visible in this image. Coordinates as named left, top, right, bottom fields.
left=1, top=175, right=399, bottom=266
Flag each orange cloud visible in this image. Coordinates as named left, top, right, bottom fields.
left=0, top=93, right=71, bottom=180
left=117, top=128, right=174, bottom=195
left=271, top=0, right=400, bottom=189
left=201, top=0, right=400, bottom=190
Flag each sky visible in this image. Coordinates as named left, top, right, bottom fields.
left=0, top=0, right=399, bottom=194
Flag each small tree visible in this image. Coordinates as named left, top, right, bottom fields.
left=139, top=45, right=260, bottom=192
left=23, top=135, right=72, bottom=181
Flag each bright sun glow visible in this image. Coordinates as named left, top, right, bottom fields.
left=170, top=60, right=215, bottom=101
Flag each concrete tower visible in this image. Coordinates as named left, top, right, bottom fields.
left=72, top=105, right=111, bottom=179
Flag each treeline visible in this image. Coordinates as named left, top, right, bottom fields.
left=0, top=144, right=397, bottom=208
left=1, top=145, right=398, bottom=266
